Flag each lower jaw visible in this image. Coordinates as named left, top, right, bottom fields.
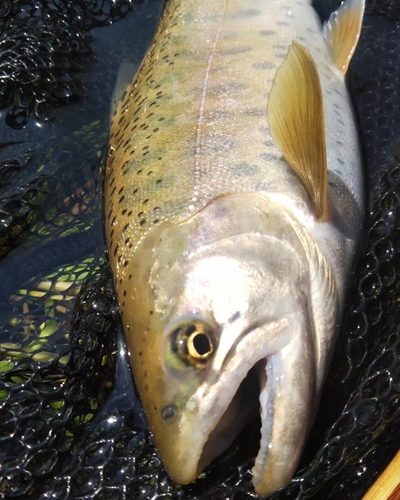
left=197, top=358, right=267, bottom=475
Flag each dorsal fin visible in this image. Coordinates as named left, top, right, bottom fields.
left=267, top=41, right=329, bottom=222
left=110, top=62, right=139, bottom=125
left=323, top=0, right=365, bottom=74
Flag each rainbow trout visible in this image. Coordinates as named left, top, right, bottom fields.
left=104, top=0, right=365, bottom=495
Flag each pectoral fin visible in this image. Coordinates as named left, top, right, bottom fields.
left=323, top=0, right=365, bottom=74
left=267, top=41, right=329, bottom=222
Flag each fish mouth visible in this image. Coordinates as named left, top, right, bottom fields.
left=197, top=358, right=268, bottom=475
left=159, top=317, right=307, bottom=492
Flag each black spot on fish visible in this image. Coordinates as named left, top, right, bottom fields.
left=252, top=62, right=275, bottom=70
left=229, top=311, right=241, bottom=323
left=221, top=46, right=251, bottom=56
left=123, top=223, right=129, bottom=232
left=260, top=29, right=276, bottom=36
left=208, top=83, right=246, bottom=96
left=140, top=219, right=146, bottom=226
left=124, top=261, right=129, bottom=267
left=229, top=163, right=260, bottom=176
left=244, top=107, right=266, bottom=117
left=233, top=9, right=261, bottom=18
left=260, top=152, right=279, bottom=161
left=119, top=195, right=125, bottom=204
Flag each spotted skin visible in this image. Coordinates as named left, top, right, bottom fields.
left=105, top=0, right=362, bottom=291
left=104, top=0, right=364, bottom=496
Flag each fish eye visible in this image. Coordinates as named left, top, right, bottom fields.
left=171, top=320, right=218, bottom=368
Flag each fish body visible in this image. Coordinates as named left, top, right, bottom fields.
left=105, top=0, right=365, bottom=495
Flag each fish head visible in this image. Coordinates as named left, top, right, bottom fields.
left=122, top=193, right=317, bottom=496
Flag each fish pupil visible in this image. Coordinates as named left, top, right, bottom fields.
left=192, top=333, right=211, bottom=356
left=171, top=321, right=218, bottom=367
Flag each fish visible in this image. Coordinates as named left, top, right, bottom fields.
left=104, top=0, right=365, bottom=496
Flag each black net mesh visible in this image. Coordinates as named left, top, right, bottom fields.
left=0, top=0, right=399, bottom=499
left=0, top=0, right=145, bottom=129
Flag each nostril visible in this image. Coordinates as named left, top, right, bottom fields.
left=162, top=405, right=177, bottom=421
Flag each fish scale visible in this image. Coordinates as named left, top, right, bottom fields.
left=106, top=0, right=360, bottom=278
left=105, top=0, right=365, bottom=496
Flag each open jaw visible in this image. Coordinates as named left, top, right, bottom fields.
left=166, top=316, right=314, bottom=496
left=198, top=358, right=267, bottom=475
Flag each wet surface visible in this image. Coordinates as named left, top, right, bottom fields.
left=0, top=0, right=399, bottom=498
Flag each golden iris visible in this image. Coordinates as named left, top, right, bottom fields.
left=172, top=320, right=217, bottom=368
